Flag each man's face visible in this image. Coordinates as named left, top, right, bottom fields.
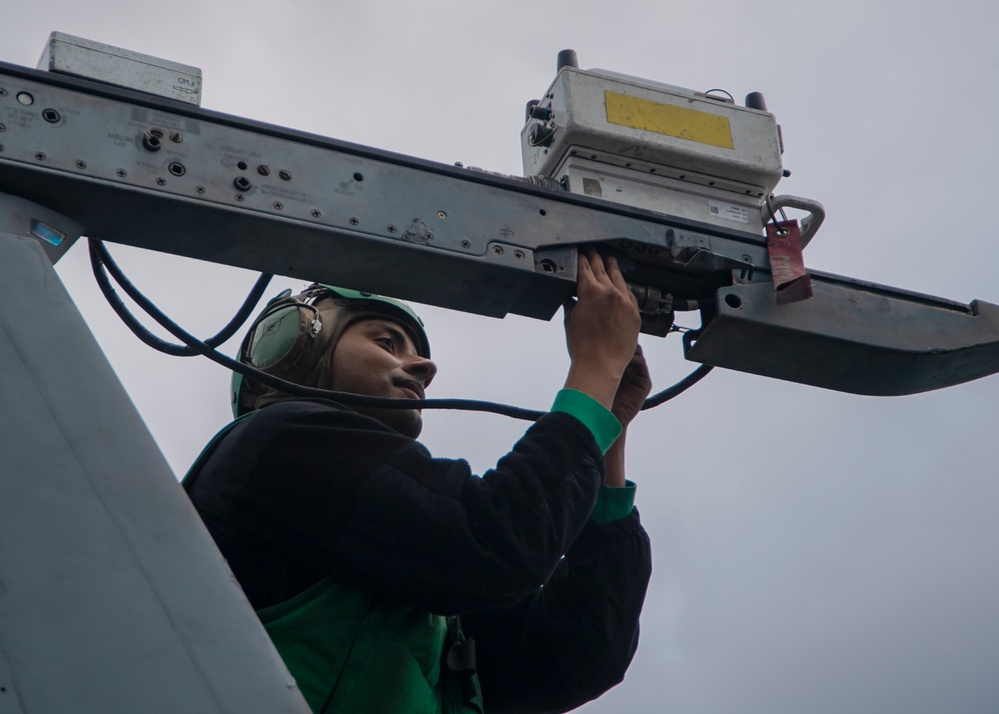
left=329, top=318, right=436, bottom=438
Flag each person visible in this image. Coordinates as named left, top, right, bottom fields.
left=184, top=252, right=653, bottom=713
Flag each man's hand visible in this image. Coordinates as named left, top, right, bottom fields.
left=602, top=346, right=652, bottom=487
left=563, top=251, right=642, bottom=410
left=611, top=345, right=652, bottom=429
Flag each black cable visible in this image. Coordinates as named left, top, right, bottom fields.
left=641, top=364, right=713, bottom=409
left=90, top=239, right=547, bottom=421
left=89, top=239, right=272, bottom=356
left=90, top=238, right=711, bottom=420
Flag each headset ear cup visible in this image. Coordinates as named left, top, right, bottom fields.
left=246, top=303, right=320, bottom=377
left=232, top=299, right=323, bottom=416
left=247, top=305, right=304, bottom=369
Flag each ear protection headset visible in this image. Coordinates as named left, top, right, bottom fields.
left=231, top=284, right=430, bottom=417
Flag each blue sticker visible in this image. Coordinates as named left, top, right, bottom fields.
left=30, top=219, right=65, bottom=247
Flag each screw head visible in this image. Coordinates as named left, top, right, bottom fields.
left=195, top=185, right=206, bottom=194
left=514, top=250, right=525, bottom=259
left=492, top=245, right=504, bottom=255
left=34, top=152, right=46, bottom=161
left=273, top=201, right=284, bottom=210
left=235, top=194, right=245, bottom=202
left=169, top=131, right=183, bottom=143
left=349, top=217, right=359, bottom=226
left=75, top=160, right=86, bottom=169
left=387, top=225, right=397, bottom=233
left=156, top=177, right=166, bottom=186
left=311, top=209, right=322, bottom=218
left=461, top=240, right=471, bottom=249
left=0, top=123, right=6, bottom=132
left=116, top=168, right=127, bottom=177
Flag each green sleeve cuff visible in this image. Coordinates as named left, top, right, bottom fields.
left=550, top=388, right=622, bottom=454
left=590, top=481, right=637, bottom=523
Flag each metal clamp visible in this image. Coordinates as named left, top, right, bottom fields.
left=764, top=194, right=825, bottom=248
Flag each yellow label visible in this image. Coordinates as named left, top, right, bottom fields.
left=605, top=90, right=734, bottom=149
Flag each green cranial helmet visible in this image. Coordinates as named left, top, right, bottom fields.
left=230, top=284, right=430, bottom=417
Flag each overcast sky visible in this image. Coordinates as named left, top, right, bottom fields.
left=3, top=1, right=999, bottom=712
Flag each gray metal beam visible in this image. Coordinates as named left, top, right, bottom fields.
left=3, top=58, right=999, bottom=396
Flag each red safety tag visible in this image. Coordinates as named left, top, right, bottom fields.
left=766, top=219, right=812, bottom=305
